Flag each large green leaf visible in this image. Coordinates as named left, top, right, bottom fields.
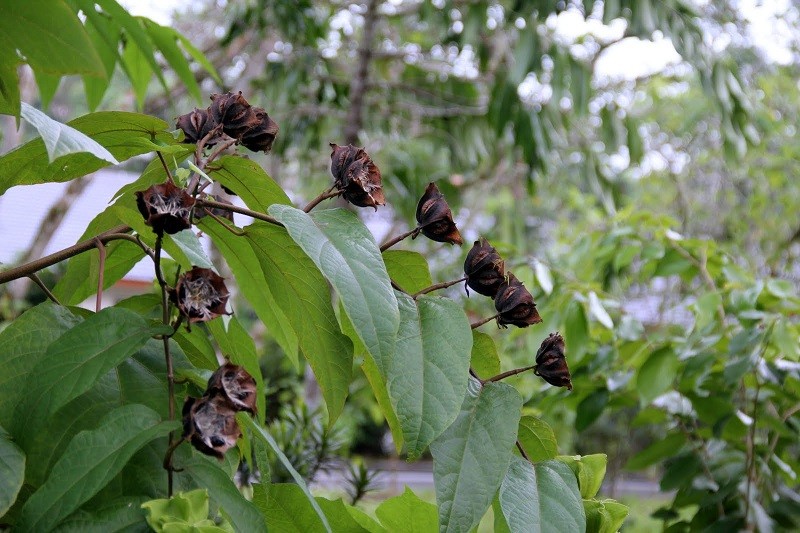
left=0, top=1, right=105, bottom=83
left=13, top=307, right=169, bottom=445
left=184, top=456, right=266, bottom=533
left=430, top=379, right=522, bottom=533
left=208, top=155, right=291, bottom=212
left=261, top=483, right=327, bottom=532
left=0, top=425, right=25, bottom=517
left=0, top=111, right=170, bottom=195
left=584, top=499, right=629, bottom=533
left=388, top=293, right=472, bottom=460
left=0, top=302, right=82, bottom=428
left=516, top=416, right=558, bottom=462
left=19, top=103, right=117, bottom=164
left=498, top=456, right=586, bottom=533
left=199, top=218, right=298, bottom=366
left=16, top=404, right=175, bottom=532
left=316, top=497, right=382, bottom=533
left=556, top=454, right=607, bottom=499
left=375, top=487, right=438, bottom=532
left=470, top=330, right=501, bottom=379
left=53, top=496, right=149, bottom=533
left=0, top=44, right=21, bottom=116
left=269, top=206, right=399, bottom=376
left=382, top=250, right=432, bottom=293
left=246, top=222, right=353, bottom=423
left=239, top=415, right=331, bottom=532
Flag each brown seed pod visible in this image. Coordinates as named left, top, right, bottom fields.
left=207, top=362, right=257, bottom=414
left=135, top=181, right=196, bottom=235
left=329, top=143, right=385, bottom=210
left=415, top=182, right=463, bottom=245
left=494, top=273, right=542, bottom=328
left=534, top=332, right=572, bottom=390
left=209, top=91, right=260, bottom=139
left=174, top=267, right=231, bottom=323
left=463, top=238, right=506, bottom=298
left=241, top=108, right=279, bottom=153
left=182, top=395, right=241, bottom=459
left=175, top=108, right=220, bottom=145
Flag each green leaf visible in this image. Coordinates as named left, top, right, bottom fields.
left=0, top=302, right=81, bottom=428
left=430, top=379, right=523, bottom=533
left=34, top=71, right=62, bottom=111
left=269, top=206, right=399, bottom=376
left=143, top=21, right=202, bottom=103
left=498, top=457, right=586, bottom=533
left=0, top=45, right=21, bottom=116
left=238, top=415, right=330, bottom=532
left=556, top=454, right=607, bottom=499
left=20, top=103, right=118, bottom=164
left=381, top=250, right=433, bottom=293
left=175, top=33, right=221, bottom=85
left=170, top=229, right=214, bottom=269
left=184, top=456, right=266, bottom=533
left=0, top=0, right=105, bottom=79
left=80, top=9, right=119, bottom=111
left=142, top=489, right=213, bottom=530
left=563, top=301, right=589, bottom=362
left=375, top=487, right=438, bottom=532
left=471, top=331, right=501, bottom=379
left=199, top=219, right=298, bottom=366
left=53, top=496, right=149, bottom=533
left=16, top=404, right=175, bottom=532
left=0, top=111, right=170, bottom=195
left=121, top=37, right=152, bottom=109
left=209, top=155, right=291, bottom=212
left=361, top=356, right=404, bottom=454
left=626, top=433, right=686, bottom=470
left=575, top=388, right=609, bottom=431
left=584, top=499, right=629, bottom=533
left=388, top=293, right=472, bottom=460
left=316, top=497, right=382, bottom=533
left=516, top=416, right=558, bottom=462
left=636, top=347, right=679, bottom=405
left=14, top=307, right=169, bottom=444
left=0, top=425, right=25, bottom=517
left=260, top=483, right=327, bottom=532
left=587, top=292, right=613, bottom=329
left=246, top=222, right=354, bottom=423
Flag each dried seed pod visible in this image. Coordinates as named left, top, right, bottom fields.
left=176, top=108, right=220, bottom=144
left=175, top=267, right=230, bottom=323
left=241, top=108, right=279, bottom=153
left=209, top=91, right=260, bottom=139
left=415, top=182, right=463, bottom=245
left=182, top=395, right=241, bottom=459
left=463, top=238, right=505, bottom=298
left=329, top=143, right=385, bottom=210
left=193, top=194, right=234, bottom=222
left=207, top=362, right=257, bottom=414
left=534, top=332, right=572, bottom=390
left=135, top=181, right=196, bottom=235
left=494, top=273, right=542, bottom=328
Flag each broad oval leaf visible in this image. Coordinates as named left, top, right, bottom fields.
left=16, top=404, right=176, bottom=532
left=20, top=103, right=118, bottom=164
left=14, top=307, right=169, bottom=445
left=498, top=456, right=586, bottom=533
left=375, top=487, right=438, bottom=532
left=430, top=379, right=523, bottom=533
left=316, top=497, right=384, bottom=533
left=245, top=222, right=353, bottom=423
left=517, top=415, right=558, bottom=462
left=269, top=206, right=399, bottom=376
left=382, top=250, right=433, bottom=294
left=584, top=499, right=629, bottom=533
left=209, top=155, right=291, bottom=212
left=636, top=347, right=679, bottom=405
left=52, top=496, right=149, bottom=533
left=556, top=454, right=608, bottom=499
left=261, top=483, right=327, bottom=532
left=0, top=425, right=25, bottom=517
left=388, top=293, right=472, bottom=460
left=470, top=330, right=501, bottom=379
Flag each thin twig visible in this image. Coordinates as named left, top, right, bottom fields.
left=203, top=137, right=238, bottom=168
left=303, top=185, right=340, bottom=212
left=104, top=233, right=156, bottom=261
left=0, top=225, right=132, bottom=285
left=471, top=313, right=500, bottom=329
left=94, top=238, right=106, bottom=313
left=203, top=210, right=246, bottom=236
left=413, top=276, right=467, bottom=299
left=669, top=242, right=725, bottom=323
left=195, top=198, right=283, bottom=227
left=157, top=151, right=175, bottom=183
left=28, top=273, right=60, bottom=305
left=154, top=233, right=176, bottom=496
left=486, top=365, right=536, bottom=383
left=516, top=440, right=532, bottom=462
left=379, top=226, right=421, bottom=252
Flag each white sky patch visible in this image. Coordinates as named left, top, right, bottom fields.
left=118, top=0, right=185, bottom=25
left=737, top=0, right=799, bottom=65
left=595, top=37, right=682, bottom=82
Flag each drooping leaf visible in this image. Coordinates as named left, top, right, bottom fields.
left=184, top=456, right=267, bottom=533
left=584, top=499, right=629, bottom=533
left=636, top=347, right=679, bottom=405
left=563, top=300, right=589, bottom=363
left=375, top=487, right=438, bottom=532
left=470, top=330, right=501, bottom=379
left=269, top=206, right=399, bottom=376
left=498, top=456, right=586, bottom=533
left=382, top=250, right=433, bottom=294
left=516, top=416, right=558, bottom=462
left=14, top=307, right=170, bottom=445
left=0, top=46, right=21, bottom=117
left=19, top=103, right=118, bottom=164
left=556, top=454, right=608, bottom=499
left=575, top=388, right=609, bottom=431
left=316, top=497, right=383, bottom=533
left=16, top=404, right=176, bottom=532
left=80, top=9, right=120, bottom=111
left=388, top=293, right=472, bottom=460
left=587, top=291, right=613, bottom=329
left=143, top=21, right=202, bottom=103
left=238, top=415, right=331, bottom=532
left=0, top=111, right=171, bottom=195
left=0, top=302, right=82, bottom=428
left=246, top=222, right=353, bottom=423
left=0, top=425, right=25, bottom=517
left=430, top=379, right=522, bottom=533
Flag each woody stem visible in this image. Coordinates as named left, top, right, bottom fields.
left=470, top=313, right=500, bottom=329
left=154, top=233, right=176, bottom=496
left=485, top=365, right=536, bottom=383
left=303, top=186, right=340, bottom=212
left=195, top=198, right=283, bottom=227
left=413, top=276, right=468, bottom=299
left=379, top=226, right=421, bottom=252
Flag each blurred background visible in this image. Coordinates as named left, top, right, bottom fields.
left=2, top=1, right=800, bottom=530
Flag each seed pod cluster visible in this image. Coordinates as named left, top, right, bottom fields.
left=173, top=267, right=231, bottom=323
left=182, top=363, right=257, bottom=459
left=176, top=91, right=279, bottom=153
left=135, top=181, right=196, bottom=235
left=415, top=182, right=463, bottom=245
left=329, top=143, right=385, bottom=209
